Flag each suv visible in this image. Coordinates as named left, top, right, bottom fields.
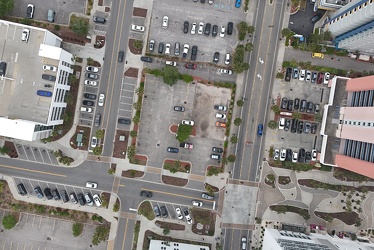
left=94, top=114, right=101, bottom=127
left=44, top=188, right=53, bottom=200
left=84, top=93, right=96, bottom=100
left=60, top=190, right=69, bottom=203
left=204, top=23, right=211, bottom=36
left=285, top=67, right=292, bottom=82
left=51, top=189, right=61, bottom=200
left=211, top=154, right=221, bottom=160
left=191, top=46, right=198, bottom=61
left=47, top=9, right=55, bottom=22
left=227, top=22, right=233, bottom=35
left=140, top=56, right=153, bottom=63
left=174, top=42, right=180, bottom=56
left=201, top=192, right=214, bottom=200
left=77, top=193, right=86, bottom=205
left=17, top=183, right=27, bottom=196
left=84, top=193, right=94, bottom=206
left=93, top=16, right=106, bottom=24
left=34, top=187, right=44, bottom=198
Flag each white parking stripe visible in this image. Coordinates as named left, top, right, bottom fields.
left=38, top=148, right=46, bottom=163
left=30, top=146, right=37, bottom=160
left=21, top=145, right=29, bottom=160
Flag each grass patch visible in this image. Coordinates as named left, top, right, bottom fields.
left=138, top=201, right=155, bottom=220
left=132, top=221, right=140, bottom=250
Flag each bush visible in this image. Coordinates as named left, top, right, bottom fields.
left=2, top=214, right=17, bottom=229
left=163, top=228, right=170, bottom=235
left=130, top=130, right=138, bottom=137
left=236, top=99, right=244, bottom=107
left=234, top=118, right=242, bottom=126
left=207, top=166, right=223, bottom=176
left=268, top=120, right=277, bottom=129
left=95, top=129, right=105, bottom=139
left=176, top=124, right=193, bottom=143
left=245, top=42, right=253, bottom=52
left=92, top=225, right=110, bottom=245
left=230, top=135, right=238, bottom=144
left=93, top=146, right=102, bottom=156
left=271, top=105, right=280, bottom=114
left=69, top=15, right=89, bottom=36
left=181, top=74, right=193, bottom=83
left=133, top=40, right=143, bottom=50
left=54, top=24, right=60, bottom=30
left=227, top=154, right=236, bottom=163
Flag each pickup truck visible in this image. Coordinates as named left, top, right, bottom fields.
left=180, top=142, right=193, bottom=149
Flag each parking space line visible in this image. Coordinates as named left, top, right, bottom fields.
left=21, top=145, right=29, bottom=160
left=38, top=215, right=42, bottom=228
left=37, top=148, right=46, bottom=163
left=32, top=214, right=35, bottom=227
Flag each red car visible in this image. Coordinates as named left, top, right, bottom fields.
left=185, top=63, right=197, bottom=69
left=317, top=72, right=324, bottom=84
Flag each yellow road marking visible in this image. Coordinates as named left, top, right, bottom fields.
left=121, top=218, right=129, bottom=250
left=0, top=163, right=67, bottom=177
left=142, top=188, right=214, bottom=203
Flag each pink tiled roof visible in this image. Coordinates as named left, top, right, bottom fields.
left=346, top=75, right=374, bottom=92
left=335, top=154, right=374, bottom=179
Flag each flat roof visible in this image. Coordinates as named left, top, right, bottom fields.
left=149, top=240, right=209, bottom=250
left=0, top=118, right=36, bottom=141
left=0, top=21, right=59, bottom=124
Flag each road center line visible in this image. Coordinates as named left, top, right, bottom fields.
left=0, top=163, right=67, bottom=177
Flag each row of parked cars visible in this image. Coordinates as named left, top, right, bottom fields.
left=279, top=118, right=318, bottom=134
left=280, top=97, right=320, bottom=114
left=285, top=67, right=330, bottom=84
left=274, top=148, right=317, bottom=163
left=181, top=21, right=234, bottom=37
left=16, top=182, right=102, bottom=206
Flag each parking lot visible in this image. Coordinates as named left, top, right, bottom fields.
left=15, top=143, right=59, bottom=165
left=148, top=0, right=246, bottom=65
left=116, top=77, right=137, bottom=129
left=137, top=75, right=230, bottom=175
left=0, top=209, right=106, bottom=250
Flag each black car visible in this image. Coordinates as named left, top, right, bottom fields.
left=174, top=106, right=185, bottom=112
left=213, top=52, right=219, bottom=63
left=83, top=100, right=94, bottom=106
left=200, top=0, right=205, bottom=2
left=60, top=190, right=69, bottom=203
left=140, top=56, right=153, bottom=63
left=77, top=193, right=86, bottom=205
left=291, top=119, right=297, bottom=133
left=183, top=21, right=189, bottom=34
left=158, top=42, right=164, bottom=54
left=311, top=123, right=317, bottom=134
left=305, top=151, right=312, bottom=163
left=34, top=186, right=44, bottom=198
left=300, top=99, right=307, bottom=112
left=307, top=101, right=314, bottom=113
left=204, top=23, right=211, bottom=36
left=140, top=191, right=153, bottom=198
left=52, top=189, right=61, bottom=200
left=310, top=13, right=322, bottom=23
left=191, top=46, right=198, bottom=61
left=42, top=74, right=56, bottom=81
left=167, top=147, right=179, bottom=153
left=212, top=25, right=218, bottom=37
left=281, top=97, right=288, bottom=110
left=118, top=118, right=131, bottom=125
left=160, top=205, right=168, bottom=218
left=17, top=183, right=27, bottom=196
left=297, top=120, right=304, bottom=134
left=298, top=148, right=306, bottom=163
left=118, top=51, right=124, bottom=62
left=153, top=205, right=161, bottom=217
left=227, top=22, right=233, bottom=35
left=303, top=122, right=311, bottom=133
left=311, top=72, right=318, bottom=83
left=84, top=93, right=97, bottom=100
left=85, top=73, right=98, bottom=80
left=287, top=99, right=293, bottom=111
left=212, top=147, right=223, bottom=153
left=294, top=98, right=300, bottom=110
left=285, top=67, right=292, bottom=82
left=44, top=188, right=53, bottom=200
left=284, top=119, right=291, bottom=132
left=286, top=149, right=292, bottom=162
left=314, top=104, right=320, bottom=113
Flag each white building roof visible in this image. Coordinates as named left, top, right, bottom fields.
left=149, top=240, right=209, bottom=250
left=0, top=118, right=36, bottom=141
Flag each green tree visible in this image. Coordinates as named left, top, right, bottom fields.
left=163, top=228, right=170, bottom=235
left=322, top=30, right=333, bottom=41
left=2, top=214, right=16, bottom=229
left=230, top=135, right=238, bottom=144
left=0, top=146, right=9, bottom=155
left=93, top=146, right=102, bottom=156
left=227, top=154, right=236, bottom=163
left=92, top=225, right=110, bottom=245
left=236, top=99, right=244, bottom=107
left=271, top=105, right=280, bottom=114
left=176, top=124, right=193, bottom=142
left=133, top=40, right=143, bottom=50
left=237, top=22, right=248, bottom=41
left=0, top=0, right=14, bottom=18
left=207, top=166, right=223, bottom=176
left=95, top=129, right=105, bottom=139
left=234, top=118, right=242, bottom=126
left=130, top=130, right=138, bottom=137
left=162, top=66, right=180, bottom=86
left=70, top=15, right=89, bottom=36
left=281, top=28, right=293, bottom=37
left=268, top=120, right=277, bottom=129
left=245, top=42, right=253, bottom=52
left=247, top=26, right=255, bottom=34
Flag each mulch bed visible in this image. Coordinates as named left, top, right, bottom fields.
left=278, top=176, right=291, bottom=185
left=162, top=175, right=188, bottom=187
left=164, top=159, right=191, bottom=173
left=205, top=183, right=219, bottom=192
left=98, top=0, right=103, bottom=6
left=133, top=7, right=147, bottom=17
left=4, top=141, right=18, bottom=158
left=314, top=211, right=358, bottom=225
left=298, top=179, right=374, bottom=192
left=124, top=67, right=139, bottom=78
left=155, top=221, right=185, bottom=231
left=122, top=170, right=144, bottom=178
left=94, top=35, right=105, bottom=49
left=134, top=154, right=147, bottom=166
left=69, top=126, right=91, bottom=150
left=206, top=165, right=224, bottom=175
left=191, top=209, right=216, bottom=236
left=128, top=39, right=142, bottom=55
left=170, top=124, right=197, bottom=136
left=101, top=192, right=111, bottom=209
left=113, top=130, right=129, bottom=158
left=333, top=168, right=373, bottom=182
left=87, top=60, right=101, bottom=67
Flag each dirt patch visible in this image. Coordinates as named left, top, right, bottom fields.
left=155, top=221, right=185, bottom=231
left=113, top=130, right=129, bottom=158
left=333, top=168, right=373, bottom=182
left=163, top=159, right=191, bottom=173
left=133, top=7, right=147, bottom=17
left=191, top=208, right=215, bottom=236
left=278, top=176, right=291, bottom=185
left=162, top=175, right=188, bottom=187
left=298, top=179, right=374, bottom=192
left=98, top=0, right=103, bottom=6
left=94, top=35, right=105, bottom=49
left=69, top=126, right=91, bottom=150
left=129, top=39, right=142, bottom=55
left=170, top=124, right=197, bottom=136
left=133, top=154, right=148, bottom=166
left=124, top=67, right=139, bottom=78
left=122, top=170, right=144, bottom=178
left=4, top=141, right=18, bottom=158
left=314, top=211, right=358, bottom=225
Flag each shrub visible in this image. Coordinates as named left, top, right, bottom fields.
left=271, top=105, right=280, bottom=114
left=207, top=166, right=223, bottom=176
left=234, top=118, right=242, bottom=126
left=268, top=120, right=277, bottom=129
left=130, top=130, right=138, bottom=137
left=230, top=135, right=238, bottom=144
left=133, top=40, right=143, bottom=50
left=92, top=225, right=110, bottom=245
left=236, top=99, right=244, bottom=107
left=227, top=154, right=236, bottom=163
left=2, top=214, right=17, bottom=229
left=72, top=223, right=83, bottom=237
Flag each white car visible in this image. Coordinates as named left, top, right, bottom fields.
left=182, top=120, right=194, bottom=126
left=306, top=70, right=312, bottom=81
left=219, top=68, right=232, bottom=75
left=299, top=69, right=305, bottom=81
left=86, top=181, right=98, bottom=189
left=183, top=208, right=193, bottom=224
left=98, top=94, right=105, bottom=107
left=273, top=148, right=279, bottom=160
left=84, top=80, right=98, bottom=86
left=191, top=22, right=197, bottom=35
left=165, top=43, right=171, bottom=55
left=86, top=66, right=99, bottom=72
left=215, top=113, right=226, bottom=119
left=292, top=152, right=298, bottom=163
left=175, top=207, right=183, bottom=220
left=21, top=28, right=30, bottom=42
left=220, top=26, right=225, bottom=37
left=162, top=16, right=169, bottom=29
left=165, top=61, right=177, bottom=66
left=311, top=149, right=317, bottom=161
left=209, top=0, right=214, bottom=4
left=183, top=44, right=189, bottom=55
left=131, top=24, right=145, bottom=32
left=278, top=117, right=285, bottom=130
left=324, top=72, right=330, bottom=84
left=93, top=194, right=102, bottom=207
left=192, top=200, right=203, bottom=207
left=43, top=65, right=57, bottom=72
left=198, top=22, right=204, bottom=35
left=91, top=137, right=98, bottom=148
left=280, top=148, right=286, bottom=161
left=224, top=53, right=231, bottom=65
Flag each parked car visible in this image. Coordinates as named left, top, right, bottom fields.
left=311, top=72, right=318, bottom=83
left=77, top=193, right=86, bottom=205
left=160, top=206, right=168, bottom=218
left=257, top=124, right=263, bottom=136
left=131, top=24, right=145, bottom=32
left=174, top=42, right=180, bottom=56
left=37, top=90, right=52, bottom=97
left=314, top=104, right=320, bottom=113
left=153, top=205, right=161, bottom=217
left=284, top=119, right=291, bottom=131
left=297, top=120, right=304, bottom=134
left=60, top=190, right=69, bottom=203
left=84, top=80, right=97, bottom=86
left=215, top=113, right=226, bottom=119
left=149, top=39, right=155, bottom=52
left=299, top=69, right=305, bottom=81
left=167, top=147, right=179, bottom=153
left=219, top=69, right=233, bottom=75
left=182, top=44, right=189, bottom=58
left=286, top=149, right=293, bottom=162
left=213, top=52, right=219, bottom=63
left=317, top=72, right=324, bottom=84
left=285, top=67, right=292, bottom=82
left=198, top=22, right=204, bottom=34
left=118, top=118, right=131, bottom=125
left=86, top=66, right=99, bottom=72
left=42, top=74, right=56, bottom=81
left=298, top=148, right=306, bottom=163
left=183, top=208, right=193, bottom=224
left=310, top=12, right=322, bottom=23
left=52, top=189, right=61, bottom=200
left=215, top=121, right=226, bottom=127
left=278, top=117, right=285, bottom=130
left=93, top=194, right=102, bottom=207
left=224, top=53, right=231, bottom=65
left=227, top=22, right=233, bottom=35
left=182, top=120, right=194, bottom=126
left=212, top=25, right=218, bottom=37
left=280, top=148, right=286, bottom=161
left=191, top=45, right=198, bottom=61
left=212, top=147, right=223, bottom=153
left=281, top=97, right=288, bottom=110
left=287, top=99, right=293, bottom=111
left=324, top=72, right=330, bottom=84
left=165, top=43, right=171, bottom=55
left=175, top=208, right=183, bottom=220
left=306, top=70, right=312, bottom=81
left=214, top=105, right=227, bottom=111
left=311, top=123, right=317, bottom=134
left=185, top=63, right=197, bottom=69
left=191, top=22, right=197, bottom=34
left=162, top=16, right=169, bottom=29
left=300, top=99, right=307, bottom=112
left=183, top=21, right=189, bottom=33
left=235, top=0, right=241, bottom=8
left=140, top=56, right=153, bottom=63
left=292, top=152, right=298, bottom=163
left=84, top=193, right=94, bottom=206
left=211, top=154, right=221, bottom=160
left=305, top=151, right=312, bottom=163
left=292, top=68, right=299, bottom=79
left=307, top=101, right=314, bottom=113
left=273, top=148, right=279, bottom=160
left=118, top=51, right=124, bottom=62
left=70, top=193, right=78, bottom=204
left=312, top=150, right=317, bottom=161
left=84, top=93, right=97, bottom=100
left=21, top=28, right=30, bottom=42
left=83, top=100, right=94, bottom=106
left=291, top=119, right=297, bottom=133
left=220, top=25, right=225, bottom=37
left=174, top=106, right=185, bottom=112
left=294, top=98, right=300, bottom=110
left=85, top=73, right=98, bottom=80
left=303, top=122, right=311, bottom=133
left=179, top=142, right=193, bottom=150
left=26, top=4, right=34, bottom=19
left=44, top=188, right=53, bottom=200
left=204, top=23, right=211, bottom=36
left=158, top=42, right=164, bottom=54
left=93, top=16, right=106, bottom=24
left=34, top=186, right=44, bottom=198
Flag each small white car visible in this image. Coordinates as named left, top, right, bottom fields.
left=198, top=22, right=204, bottom=35
left=299, top=69, right=306, bottom=81
left=191, top=22, right=197, bottom=35
left=21, top=28, right=30, bottom=42
left=224, top=53, right=231, bottom=65
left=306, top=70, right=312, bottom=81
left=91, top=137, right=98, bottom=148
left=311, top=149, right=317, bottom=161
left=84, top=80, right=98, bottom=86
left=192, top=200, right=203, bottom=207
left=215, top=113, right=226, bottom=119
left=98, top=94, right=105, bottom=107
left=162, top=16, right=169, bottom=29
left=165, top=43, right=171, bottom=55
left=93, top=194, right=102, bottom=207
left=220, top=26, right=225, bottom=38
left=183, top=208, right=193, bottom=224
left=86, top=182, right=98, bottom=189
left=273, top=148, right=279, bottom=160
left=292, top=152, right=298, bottom=163
left=165, top=61, right=177, bottom=66
left=280, top=148, right=286, bottom=161
left=131, top=24, right=145, bottom=32
left=209, top=0, right=214, bottom=4
left=219, top=69, right=232, bottom=75
left=324, top=72, right=330, bottom=84
left=182, top=120, right=194, bottom=126
left=175, top=207, right=183, bottom=220
left=278, top=117, right=285, bottom=130
left=86, top=66, right=99, bottom=72
left=43, top=65, right=57, bottom=71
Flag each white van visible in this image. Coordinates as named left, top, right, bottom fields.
left=80, top=107, right=92, bottom=113
left=278, top=117, right=285, bottom=130
left=241, top=237, right=247, bottom=250
left=165, top=61, right=177, bottom=66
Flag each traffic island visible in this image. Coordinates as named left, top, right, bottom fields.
left=138, top=201, right=155, bottom=221
left=161, top=175, right=188, bottom=187
left=190, top=208, right=216, bottom=236
left=112, top=130, right=129, bottom=158
left=124, top=67, right=139, bottom=78
left=122, top=169, right=145, bottom=178
left=4, top=141, right=18, bottom=158
left=155, top=221, right=185, bottom=231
